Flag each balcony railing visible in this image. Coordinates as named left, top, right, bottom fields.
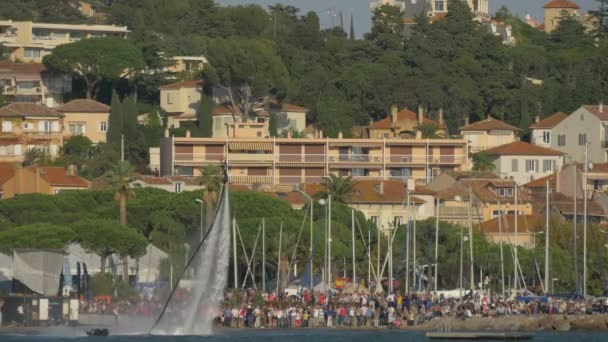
left=229, top=175, right=273, bottom=184
left=3, top=86, right=42, bottom=95
left=174, top=152, right=467, bottom=165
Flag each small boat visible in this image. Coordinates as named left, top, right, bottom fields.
left=86, top=328, right=110, bottom=336
left=426, top=332, right=533, bottom=340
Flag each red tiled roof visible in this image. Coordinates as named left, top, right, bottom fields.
left=529, top=112, right=568, bottom=129
left=483, top=141, right=565, bottom=156
left=459, top=117, right=523, bottom=132
left=34, top=167, right=90, bottom=188
left=369, top=109, right=442, bottom=129
left=212, top=104, right=238, bottom=116
left=543, top=0, right=580, bottom=9
left=481, top=215, right=543, bottom=234
left=267, top=191, right=308, bottom=207
left=584, top=105, right=608, bottom=121
left=160, top=80, right=203, bottom=90
left=524, top=174, right=556, bottom=189
left=56, top=99, right=110, bottom=113
left=0, top=102, right=63, bottom=118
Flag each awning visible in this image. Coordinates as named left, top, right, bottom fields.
left=229, top=141, right=272, bottom=151
left=277, top=162, right=324, bottom=167
left=14, top=73, right=41, bottom=82
left=227, top=161, right=272, bottom=167
left=329, top=141, right=382, bottom=148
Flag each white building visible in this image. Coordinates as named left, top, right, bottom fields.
left=483, top=141, right=565, bottom=185
left=529, top=112, right=568, bottom=148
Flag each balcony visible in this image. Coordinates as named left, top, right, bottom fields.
left=328, top=154, right=382, bottom=163
left=3, top=86, right=42, bottom=95
left=0, top=34, right=16, bottom=43
left=229, top=175, right=273, bottom=184
left=23, top=130, right=62, bottom=140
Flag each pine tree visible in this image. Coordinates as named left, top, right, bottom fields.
left=197, top=93, right=213, bottom=137
left=591, top=0, right=608, bottom=37
left=106, top=91, right=123, bottom=148
left=269, top=113, right=278, bottom=137
left=122, top=95, right=138, bottom=138
left=349, top=14, right=355, bottom=40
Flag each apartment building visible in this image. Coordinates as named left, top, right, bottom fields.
left=0, top=103, right=64, bottom=163
left=0, top=20, right=128, bottom=63
left=159, top=136, right=469, bottom=186
left=0, top=61, right=72, bottom=108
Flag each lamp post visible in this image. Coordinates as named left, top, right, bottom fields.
left=195, top=199, right=205, bottom=243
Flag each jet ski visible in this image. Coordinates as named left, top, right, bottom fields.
left=86, top=328, right=110, bottom=336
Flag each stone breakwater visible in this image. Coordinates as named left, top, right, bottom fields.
left=424, top=315, right=608, bottom=332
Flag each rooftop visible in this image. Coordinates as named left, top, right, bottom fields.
left=529, top=112, right=568, bottom=129
left=302, top=180, right=426, bottom=205
left=160, top=80, right=203, bottom=90
left=459, top=117, right=522, bottom=132
left=369, top=108, right=443, bottom=130
left=212, top=104, right=238, bottom=116
left=584, top=105, right=608, bottom=121
left=543, top=0, right=580, bottom=9
left=480, top=215, right=543, bottom=234
left=33, top=167, right=90, bottom=188
left=0, top=102, right=63, bottom=118
left=56, top=99, right=110, bottom=113
left=483, top=141, right=565, bottom=157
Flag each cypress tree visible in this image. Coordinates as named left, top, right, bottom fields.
left=349, top=14, right=355, bottom=40
left=106, top=90, right=123, bottom=148
left=122, top=95, right=138, bottom=138
left=269, top=112, right=278, bottom=137
left=198, top=93, right=213, bottom=137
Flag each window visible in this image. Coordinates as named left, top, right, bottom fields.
left=558, top=134, right=566, bottom=146
left=594, top=180, right=602, bottom=190
left=52, top=31, right=68, bottom=39
left=542, top=131, right=550, bottom=144
left=22, top=122, right=32, bottom=129
left=498, top=187, right=514, bottom=197
left=68, top=123, right=85, bottom=135
left=371, top=216, right=379, bottom=226
left=166, top=92, right=175, bottom=104
left=174, top=182, right=183, bottom=193
left=24, top=48, right=41, bottom=59
left=1, top=121, right=12, bottom=132
left=578, top=133, right=587, bottom=146
left=99, top=121, right=107, bottom=132
left=543, top=160, right=556, bottom=172
left=511, top=159, right=519, bottom=172
left=526, top=160, right=539, bottom=173
left=394, top=216, right=403, bottom=226
left=434, top=0, right=445, bottom=12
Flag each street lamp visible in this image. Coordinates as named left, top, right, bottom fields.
left=552, top=278, right=559, bottom=293
left=195, top=199, right=205, bottom=243
left=298, top=190, right=314, bottom=291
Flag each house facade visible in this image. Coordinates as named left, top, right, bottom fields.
left=0, top=165, right=90, bottom=198
left=543, top=0, right=595, bottom=34
left=0, top=103, right=63, bottom=163
left=483, top=141, right=565, bottom=185
left=0, top=20, right=129, bottom=63
left=369, top=106, right=445, bottom=139
left=268, top=102, right=309, bottom=135
left=550, top=105, right=608, bottom=164
left=56, top=99, right=110, bottom=144
left=480, top=215, right=544, bottom=248
left=160, top=80, right=203, bottom=128
left=459, top=117, right=521, bottom=153
left=0, top=61, right=72, bottom=108
left=160, top=136, right=469, bottom=186
left=529, top=112, right=567, bottom=148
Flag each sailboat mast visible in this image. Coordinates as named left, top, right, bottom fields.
left=583, top=143, right=588, bottom=297
left=498, top=198, right=505, bottom=297
left=277, top=222, right=283, bottom=295
left=468, top=185, right=474, bottom=290
left=514, top=185, right=519, bottom=293
left=573, top=166, right=578, bottom=293
left=262, top=218, right=266, bottom=293
left=352, top=209, right=356, bottom=283
left=544, top=180, right=550, bottom=294
left=405, top=189, right=410, bottom=294
left=434, top=197, right=439, bottom=293
left=328, top=195, right=332, bottom=290
left=233, top=217, right=238, bottom=289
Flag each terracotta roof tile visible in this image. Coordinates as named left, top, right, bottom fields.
left=0, top=102, right=63, bottom=118
left=0, top=162, right=15, bottom=185
left=270, top=103, right=309, bottom=112
left=56, top=99, right=110, bottom=113
left=462, top=179, right=531, bottom=204
left=212, top=104, right=238, bottom=116
left=543, top=0, right=580, bottom=9
left=524, top=174, right=556, bottom=189
left=533, top=193, right=606, bottom=217
left=267, top=191, right=308, bottom=206
left=160, top=80, right=203, bottom=90
left=369, top=109, right=443, bottom=130
left=584, top=105, right=608, bottom=121
left=34, top=167, right=90, bottom=188
left=303, top=180, right=425, bottom=205
left=529, top=112, right=568, bottom=129
left=459, top=117, right=522, bottom=132
left=481, top=215, right=543, bottom=234
left=483, top=141, right=564, bottom=157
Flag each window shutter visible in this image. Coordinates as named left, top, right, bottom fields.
left=14, top=145, right=22, bottom=155
left=82, top=124, right=87, bottom=134
left=52, top=121, right=59, bottom=132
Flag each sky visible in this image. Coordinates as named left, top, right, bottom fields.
left=216, top=0, right=598, bottom=38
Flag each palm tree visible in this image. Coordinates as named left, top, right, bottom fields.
left=22, top=147, right=50, bottom=166
left=472, top=151, right=496, bottom=171
left=319, top=174, right=357, bottom=203
left=106, top=161, right=135, bottom=281
left=198, top=165, right=222, bottom=228
left=416, top=123, right=440, bottom=139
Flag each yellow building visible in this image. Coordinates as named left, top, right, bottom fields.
left=0, top=164, right=90, bottom=198
left=543, top=0, right=596, bottom=33
left=166, top=56, right=207, bottom=74
left=160, top=80, right=203, bottom=128
left=56, top=99, right=110, bottom=144
left=369, top=106, right=446, bottom=139
left=0, top=20, right=129, bottom=63
left=480, top=215, right=544, bottom=248
left=0, top=61, right=72, bottom=108
left=459, top=117, right=521, bottom=153
left=159, top=135, right=469, bottom=186
left=0, top=102, right=64, bottom=163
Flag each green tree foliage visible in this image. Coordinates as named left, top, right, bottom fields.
left=0, top=223, right=75, bottom=254
left=197, top=93, right=213, bottom=138
left=22, top=147, right=51, bottom=167
left=71, top=219, right=147, bottom=274
left=365, top=4, right=405, bottom=50
left=61, top=135, right=93, bottom=170
left=268, top=112, right=278, bottom=137
left=43, top=38, right=143, bottom=99
left=472, top=151, right=496, bottom=171
left=107, top=91, right=123, bottom=148
left=318, top=175, right=357, bottom=203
